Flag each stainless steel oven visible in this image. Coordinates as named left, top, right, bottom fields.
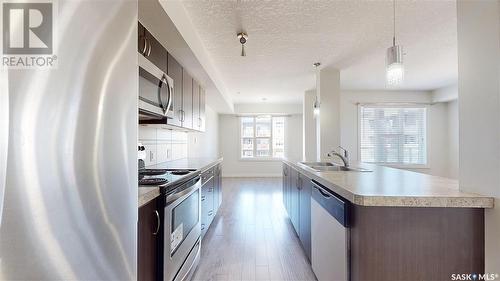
left=138, top=54, right=174, bottom=120
left=163, top=175, right=201, bottom=281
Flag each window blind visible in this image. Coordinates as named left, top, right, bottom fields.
left=359, top=105, right=427, bottom=165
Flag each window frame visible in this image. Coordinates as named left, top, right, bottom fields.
left=239, top=115, right=286, bottom=161
left=357, top=104, right=430, bottom=169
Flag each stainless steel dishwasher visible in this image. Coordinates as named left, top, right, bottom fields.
left=311, top=180, right=350, bottom=281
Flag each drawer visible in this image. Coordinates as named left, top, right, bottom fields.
left=201, top=167, right=215, bottom=185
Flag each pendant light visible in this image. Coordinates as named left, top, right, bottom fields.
left=313, top=62, right=321, bottom=116
left=386, top=0, right=404, bottom=86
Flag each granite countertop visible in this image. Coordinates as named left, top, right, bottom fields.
left=139, top=157, right=223, bottom=207
left=284, top=159, right=494, bottom=208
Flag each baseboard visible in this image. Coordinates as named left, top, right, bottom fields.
left=223, top=173, right=282, bottom=178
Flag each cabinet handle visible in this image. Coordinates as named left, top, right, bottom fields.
left=146, top=38, right=152, bottom=57
left=139, top=35, right=148, bottom=55
left=153, top=210, right=160, bottom=235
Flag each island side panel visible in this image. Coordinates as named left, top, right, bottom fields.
left=349, top=205, right=484, bottom=281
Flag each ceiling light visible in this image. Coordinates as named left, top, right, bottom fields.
left=237, top=32, right=248, bottom=57
left=386, top=0, right=404, bottom=86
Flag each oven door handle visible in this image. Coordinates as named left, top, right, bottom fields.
left=166, top=176, right=201, bottom=205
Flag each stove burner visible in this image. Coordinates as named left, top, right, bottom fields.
left=169, top=170, right=192, bottom=176
left=139, top=169, right=168, bottom=176
left=139, top=178, right=168, bottom=186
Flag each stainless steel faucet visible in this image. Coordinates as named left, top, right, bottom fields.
left=327, top=146, right=350, bottom=167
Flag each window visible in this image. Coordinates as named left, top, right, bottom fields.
left=359, top=105, right=427, bottom=166
left=240, top=115, right=285, bottom=159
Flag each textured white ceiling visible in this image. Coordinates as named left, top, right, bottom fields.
left=182, top=0, right=457, bottom=104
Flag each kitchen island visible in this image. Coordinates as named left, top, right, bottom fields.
left=282, top=159, right=493, bottom=281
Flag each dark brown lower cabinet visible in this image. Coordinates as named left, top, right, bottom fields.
left=138, top=198, right=160, bottom=281
left=349, top=205, right=485, bottom=281
left=282, top=163, right=312, bottom=261
left=201, top=164, right=222, bottom=239
left=298, top=173, right=312, bottom=261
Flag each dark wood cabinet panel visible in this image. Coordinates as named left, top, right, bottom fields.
left=298, top=173, right=312, bottom=261
left=138, top=22, right=167, bottom=74
left=138, top=21, right=206, bottom=132
left=201, top=165, right=222, bottom=239
left=282, top=164, right=311, bottom=262
left=167, top=53, right=183, bottom=127
left=138, top=199, right=159, bottom=281
left=290, top=167, right=300, bottom=233
left=350, top=206, right=484, bottom=281
left=182, top=69, right=193, bottom=129
left=192, top=80, right=200, bottom=130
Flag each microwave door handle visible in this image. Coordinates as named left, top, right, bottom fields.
left=165, top=78, right=173, bottom=114
left=159, top=75, right=172, bottom=114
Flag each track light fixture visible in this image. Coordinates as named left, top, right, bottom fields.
left=237, top=32, right=248, bottom=57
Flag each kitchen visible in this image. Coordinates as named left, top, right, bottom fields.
left=1, top=0, right=499, bottom=281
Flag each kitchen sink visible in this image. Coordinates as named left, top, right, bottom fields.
left=310, top=166, right=371, bottom=172
left=300, top=162, right=372, bottom=172
left=300, top=162, right=335, bottom=167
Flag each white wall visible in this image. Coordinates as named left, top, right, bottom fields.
left=340, top=90, right=454, bottom=178
left=447, top=99, right=459, bottom=179
left=219, top=110, right=303, bottom=177
left=234, top=103, right=302, bottom=115
left=317, top=68, right=341, bottom=161
left=188, top=106, right=219, bottom=159
left=303, top=90, right=317, bottom=161
left=457, top=0, right=500, bottom=269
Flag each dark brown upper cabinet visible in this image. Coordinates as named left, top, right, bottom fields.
left=168, top=53, right=183, bottom=127
left=138, top=22, right=167, bottom=74
left=138, top=21, right=206, bottom=132
left=182, top=69, right=193, bottom=129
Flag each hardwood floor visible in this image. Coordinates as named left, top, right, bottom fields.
left=192, top=177, right=316, bottom=281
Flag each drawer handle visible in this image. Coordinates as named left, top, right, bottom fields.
left=153, top=210, right=160, bottom=235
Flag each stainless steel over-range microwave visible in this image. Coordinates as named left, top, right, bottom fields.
left=138, top=53, right=174, bottom=120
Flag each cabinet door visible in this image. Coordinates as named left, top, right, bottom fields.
left=201, top=181, right=214, bottom=238
left=201, top=185, right=208, bottom=238
left=299, top=173, right=312, bottom=261
left=138, top=199, right=159, bottom=281
left=290, top=168, right=300, bottom=234
left=141, top=27, right=168, bottom=74
left=167, top=53, right=183, bottom=127
left=217, top=164, right=222, bottom=209
left=282, top=164, right=288, bottom=210
left=199, top=87, right=206, bottom=132
left=192, top=80, right=200, bottom=131
left=182, top=69, right=193, bottom=129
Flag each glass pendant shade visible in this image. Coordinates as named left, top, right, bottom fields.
left=386, top=45, right=404, bottom=86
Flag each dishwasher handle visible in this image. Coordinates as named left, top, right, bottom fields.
left=311, top=180, right=350, bottom=227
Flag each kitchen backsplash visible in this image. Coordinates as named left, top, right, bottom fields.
left=139, top=126, right=188, bottom=167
